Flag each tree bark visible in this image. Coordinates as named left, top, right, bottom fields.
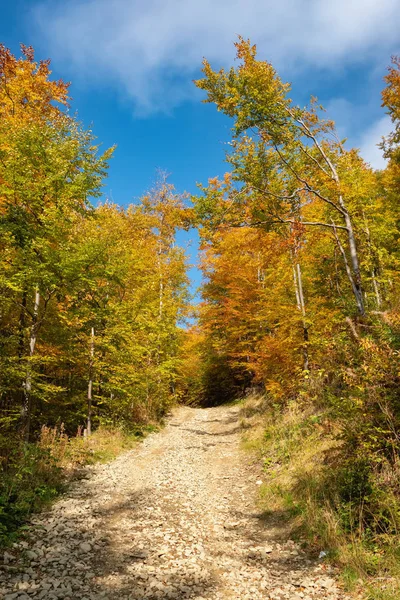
left=292, top=260, right=309, bottom=371
left=22, top=288, right=40, bottom=441
left=363, top=212, right=382, bottom=310
left=372, top=269, right=382, bottom=309
left=87, top=327, right=95, bottom=437
left=339, top=202, right=365, bottom=315
left=332, top=223, right=365, bottom=316
left=287, top=114, right=366, bottom=316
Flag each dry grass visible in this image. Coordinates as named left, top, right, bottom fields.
left=0, top=422, right=157, bottom=546
left=38, top=424, right=141, bottom=475
left=239, top=393, right=400, bottom=600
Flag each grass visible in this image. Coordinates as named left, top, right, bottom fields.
left=0, top=423, right=156, bottom=547
left=239, top=392, right=400, bottom=600
left=38, top=423, right=155, bottom=470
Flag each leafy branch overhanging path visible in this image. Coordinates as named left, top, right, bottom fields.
left=0, top=407, right=352, bottom=600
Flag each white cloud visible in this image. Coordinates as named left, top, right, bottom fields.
left=358, top=116, right=392, bottom=170
left=324, top=97, right=392, bottom=169
left=324, top=98, right=358, bottom=140
left=33, top=0, right=400, bottom=113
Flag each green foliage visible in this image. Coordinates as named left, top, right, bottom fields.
left=241, top=394, right=400, bottom=596
left=0, top=436, right=63, bottom=545
left=0, top=424, right=144, bottom=546
left=0, top=46, right=189, bottom=440
left=0, top=46, right=189, bottom=541
left=189, top=39, right=400, bottom=595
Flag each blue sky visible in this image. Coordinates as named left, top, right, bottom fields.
left=1, top=0, right=399, bottom=296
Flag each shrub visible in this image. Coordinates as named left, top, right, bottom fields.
left=0, top=436, right=63, bottom=545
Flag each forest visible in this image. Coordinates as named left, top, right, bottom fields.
left=1, top=40, right=400, bottom=596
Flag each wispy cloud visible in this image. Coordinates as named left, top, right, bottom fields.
left=33, top=0, right=399, bottom=113
left=325, top=97, right=392, bottom=169
left=358, top=116, right=392, bottom=170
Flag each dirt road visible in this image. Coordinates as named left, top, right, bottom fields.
left=0, top=406, right=350, bottom=599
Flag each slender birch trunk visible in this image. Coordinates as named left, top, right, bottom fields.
left=362, top=212, right=382, bottom=309
left=292, top=264, right=301, bottom=308
left=332, top=222, right=365, bottom=316
left=22, top=288, right=40, bottom=441
left=339, top=203, right=364, bottom=315
left=18, top=291, right=27, bottom=360
left=159, top=276, right=164, bottom=320
left=293, top=114, right=366, bottom=316
left=87, top=327, right=95, bottom=437
left=292, top=262, right=309, bottom=371
left=158, top=238, right=164, bottom=321
left=372, top=269, right=382, bottom=309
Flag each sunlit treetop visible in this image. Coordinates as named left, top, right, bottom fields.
left=0, top=44, right=70, bottom=127
left=382, top=55, right=400, bottom=162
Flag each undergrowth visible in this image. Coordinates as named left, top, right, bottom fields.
left=240, top=393, right=400, bottom=600
left=0, top=424, right=152, bottom=547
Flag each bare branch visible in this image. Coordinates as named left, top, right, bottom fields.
left=331, top=222, right=364, bottom=315
left=345, top=316, right=360, bottom=342
left=287, top=107, right=341, bottom=183
left=218, top=218, right=348, bottom=231
left=279, top=218, right=348, bottom=230
left=272, top=145, right=345, bottom=214
left=298, top=144, right=330, bottom=178
left=249, top=184, right=306, bottom=202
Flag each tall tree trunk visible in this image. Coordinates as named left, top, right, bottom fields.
left=292, top=264, right=301, bottom=307
left=159, top=277, right=164, bottom=320
left=372, top=269, right=382, bottom=309
left=339, top=202, right=364, bottom=315
left=17, top=290, right=27, bottom=418
left=87, top=327, right=95, bottom=437
left=332, top=222, right=365, bottom=316
left=17, top=291, right=27, bottom=360
left=292, top=262, right=309, bottom=372
left=22, top=288, right=40, bottom=441
left=362, top=212, right=382, bottom=309
left=294, top=117, right=366, bottom=316
left=158, top=239, right=164, bottom=321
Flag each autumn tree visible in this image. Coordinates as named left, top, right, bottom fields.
left=382, top=56, right=400, bottom=164
left=194, top=38, right=387, bottom=317
left=0, top=45, right=109, bottom=437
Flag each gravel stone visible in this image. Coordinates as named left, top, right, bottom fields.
left=0, top=406, right=355, bottom=599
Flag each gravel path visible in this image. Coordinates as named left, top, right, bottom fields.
left=0, top=406, right=351, bottom=600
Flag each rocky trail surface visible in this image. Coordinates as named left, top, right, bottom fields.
left=0, top=406, right=351, bottom=600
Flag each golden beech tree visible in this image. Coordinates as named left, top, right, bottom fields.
left=380, top=56, right=400, bottom=305
left=0, top=45, right=114, bottom=437
left=187, top=42, right=400, bottom=508
left=57, top=198, right=188, bottom=432
left=194, top=38, right=386, bottom=317
left=382, top=56, right=400, bottom=163
left=0, top=46, right=188, bottom=439
left=0, top=44, right=69, bottom=133
left=198, top=226, right=303, bottom=400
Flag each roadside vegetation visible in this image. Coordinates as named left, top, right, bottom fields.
left=177, top=40, right=400, bottom=599
left=239, top=393, right=400, bottom=600
left=0, top=425, right=148, bottom=545
left=0, top=45, right=188, bottom=545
